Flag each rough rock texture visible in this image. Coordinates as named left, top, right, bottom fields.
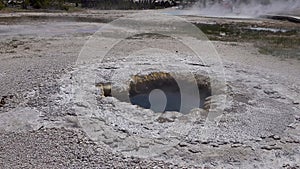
left=0, top=11, right=299, bottom=168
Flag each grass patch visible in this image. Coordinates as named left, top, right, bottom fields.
left=0, top=1, right=5, bottom=10
left=195, top=22, right=300, bottom=59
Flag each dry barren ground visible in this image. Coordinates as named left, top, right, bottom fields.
left=0, top=10, right=299, bottom=168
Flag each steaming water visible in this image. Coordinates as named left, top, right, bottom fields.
left=247, top=27, right=288, bottom=33
left=169, top=0, right=300, bottom=18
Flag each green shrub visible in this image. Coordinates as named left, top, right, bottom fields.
left=0, top=0, right=5, bottom=10
left=23, top=0, right=30, bottom=9
left=29, top=0, right=70, bottom=10
left=30, top=0, right=50, bottom=9
left=60, top=4, right=70, bottom=11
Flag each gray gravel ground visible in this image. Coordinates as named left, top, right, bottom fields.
left=0, top=11, right=299, bottom=168
left=0, top=128, right=192, bottom=169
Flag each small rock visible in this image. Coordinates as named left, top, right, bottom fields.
left=103, top=139, right=114, bottom=145
left=231, top=143, right=243, bottom=148
left=187, top=62, right=209, bottom=67
left=156, top=116, right=174, bottom=123
left=295, top=115, right=300, bottom=121
left=282, top=164, right=290, bottom=168
left=201, top=140, right=210, bottom=144
left=188, top=147, right=201, bottom=153
left=210, top=143, right=219, bottom=147
left=218, top=141, right=228, bottom=145
left=293, top=100, right=300, bottom=105
left=0, top=97, right=6, bottom=107
left=270, top=135, right=281, bottom=140
left=260, top=136, right=266, bottom=139
left=178, top=142, right=188, bottom=147
left=231, top=140, right=241, bottom=144
left=188, top=140, right=200, bottom=145
left=288, top=123, right=297, bottom=129
left=248, top=100, right=256, bottom=105
left=220, top=32, right=226, bottom=36
left=264, top=89, right=277, bottom=95
left=156, top=111, right=181, bottom=123
left=210, top=161, right=218, bottom=166
left=270, top=95, right=281, bottom=99
left=74, top=102, right=89, bottom=108
left=253, top=85, right=262, bottom=90
left=255, top=137, right=263, bottom=142
left=6, top=50, right=15, bottom=53
left=285, top=139, right=294, bottom=143
left=268, top=142, right=276, bottom=146
left=66, top=111, right=77, bottom=116
left=261, top=145, right=282, bottom=150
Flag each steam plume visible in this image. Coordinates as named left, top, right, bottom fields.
left=183, top=0, right=300, bottom=18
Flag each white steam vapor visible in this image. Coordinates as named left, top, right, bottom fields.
left=183, top=0, right=300, bottom=18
